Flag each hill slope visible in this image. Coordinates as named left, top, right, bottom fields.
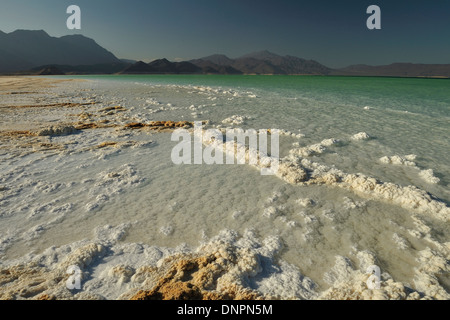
left=0, top=30, right=120, bottom=73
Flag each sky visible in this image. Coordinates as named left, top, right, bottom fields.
left=0, top=0, right=449, bottom=68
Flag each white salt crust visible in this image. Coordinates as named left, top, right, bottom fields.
left=1, top=224, right=445, bottom=300
left=379, top=155, right=440, bottom=184
left=197, top=128, right=449, bottom=221
left=1, top=80, right=448, bottom=300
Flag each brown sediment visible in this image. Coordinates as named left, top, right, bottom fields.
left=0, top=119, right=189, bottom=155
left=0, top=121, right=193, bottom=137
left=129, top=254, right=265, bottom=301
left=37, top=294, right=55, bottom=300
left=0, top=264, right=62, bottom=300
left=0, top=130, right=34, bottom=137
left=0, top=76, right=196, bottom=156
left=74, top=122, right=118, bottom=130
left=32, top=142, right=64, bottom=151
left=124, top=121, right=194, bottom=131
left=0, top=243, right=105, bottom=300
left=95, top=141, right=119, bottom=149
left=0, top=92, right=39, bottom=95
left=0, top=243, right=266, bottom=301
left=1, top=102, right=97, bottom=109
left=124, top=122, right=147, bottom=129
left=99, top=106, right=127, bottom=113
left=71, top=112, right=95, bottom=121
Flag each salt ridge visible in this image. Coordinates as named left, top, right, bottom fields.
left=198, top=127, right=449, bottom=221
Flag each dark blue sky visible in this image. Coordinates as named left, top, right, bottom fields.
left=1, top=0, right=449, bottom=68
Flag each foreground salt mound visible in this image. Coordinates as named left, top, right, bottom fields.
left=0, top=226, right=317, bottom=300
left=121, top=229, right=317, bottom=300
left=319, top=240, right=450, bottom=300
left=320, top=272, right=419, bottom=300
left=1, top=224, right=444, bottom=300
left=319, top=254, right=412, bottom=300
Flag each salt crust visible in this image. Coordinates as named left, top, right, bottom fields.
left=221, top=115, right=251, bottom=126
left=351, top=132, right=371, bottom=140
left=319, top=245, right=450, bottom=300
left=1, top=81, right=447, bottom=299
left=35, top=125, right=78, bottom=137
left=192, top=128, right=449, bottom=299
left=0, top=226, right=317, bottom=300
left=289, top=138, right=340, bottom=157
left=85, top=164, right=144, bottom=212
left=379, top=155, right=440, bottom=184
left=1, top=224, right=445, bottom=300
left=198, top=128, right=449, bottom=221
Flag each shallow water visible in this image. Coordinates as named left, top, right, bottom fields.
left=0, top=75, right=449, bottom=298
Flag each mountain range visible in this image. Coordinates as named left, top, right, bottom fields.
left=1, top=30, right=449, bottom=78
left=0, top=29, right=123, bottom=73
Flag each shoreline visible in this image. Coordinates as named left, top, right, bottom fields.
left=1, top=73, right=449, bottom=80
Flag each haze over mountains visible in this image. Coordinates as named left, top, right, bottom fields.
left=1, top=30, right=449, bottom=78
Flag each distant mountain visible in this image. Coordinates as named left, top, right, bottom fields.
left=121, top=59, right=202, bottom=74
left=122, top=61, right=156, bottom=74
left=120, top=58, right=138, bottom=64
left=336, top=63, right=450, bottom=78
left=190, top=54, right=235, bottom=66
left=239, top=50, right=282, bottom=61
left=2, top=29, right=449, bottom=77
left=190, top=50, right=332, bottom=75
left=36, top=66, right=65, bottom=75
left=0, top=29, right=121, bottom=73
left=26, top=62, right=131, bottom=75
left=124, top=53, right=450, bottom=77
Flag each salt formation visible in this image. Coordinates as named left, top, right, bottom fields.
left=36, top=125, right=78, bottom=136
left=280, top=150, right=449, bottom=221
left=379, top=155, right=416, bottom=167
left=296, top=198, right=315, bottom=207
left=418, top=169, right=440, bottom=184
left=262, top=206, right=279, bottom=218
left=339, top=174, right=448, bottom=220
left=85, top=164, right=144, bottom=212
left=159, top=225, right=174, bottom=236
left=342, top=196, right=366, bottom=209
left=221, top=115, right=251, bottom=125
left=194, top=126, right=285, bottom=178
left=199, top=127, right=449, bottom=221
left=413, top=245, right=450, bottom=300
left=379, top=155, right=440, bottom=184
left=279, top=129, right=305, bottom=139
left=317, top=251, right=443, bottom=300
left=351, top=132, right=371, bottom=140
left=0, top=227, right=317, bottom=300
left=1, top=76, right=448, bottom=301
left=289, top=138, right=340, bottom=157
left=319, top=271, right=420, bottom=300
